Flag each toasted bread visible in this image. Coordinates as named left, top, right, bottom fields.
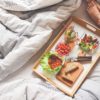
left=62, top=73, right=74, bottom=83
left=64, top=63, right=78, bottom=74
left=56, top=62, right=84, bottom=87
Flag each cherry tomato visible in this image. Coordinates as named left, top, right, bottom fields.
left=56, top=43, right=71, bottom=56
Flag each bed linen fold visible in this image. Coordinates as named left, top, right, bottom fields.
left=0, top=0, right=100, bottom=100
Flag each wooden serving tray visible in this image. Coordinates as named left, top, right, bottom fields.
left=33, top=16, right=100, bottom=97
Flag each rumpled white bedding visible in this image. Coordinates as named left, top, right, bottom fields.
left=0, top=0, right=100, bottom=100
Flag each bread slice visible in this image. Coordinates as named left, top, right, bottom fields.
left=64, top=63, right=78, bottom=74
left=56, top=62, right=84, bottom=87
left=62, top=73, right=74, bottom=83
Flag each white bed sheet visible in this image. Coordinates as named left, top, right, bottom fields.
left=0, top=1, right=100, bottom=100
left=1, top=0, right=99, bottom=83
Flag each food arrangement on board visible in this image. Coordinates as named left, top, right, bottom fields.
left=40, top=26, right=99, bottom=86
left=33, top=17, right=100, bottom=96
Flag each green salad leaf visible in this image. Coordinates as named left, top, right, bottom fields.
left=79, top=42, right=90, bottom=52
left=40, top=51, right=62, bottom=75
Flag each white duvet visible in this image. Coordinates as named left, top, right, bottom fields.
left=0, top=0, right=100, bottom=100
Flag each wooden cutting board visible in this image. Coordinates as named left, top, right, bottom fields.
left=56, top=62, right=84, bottom=87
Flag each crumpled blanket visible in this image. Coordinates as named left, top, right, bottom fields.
left=0, top=0, right=81, bottom=81
left=0, top=0, right=100, bottom=100
left=0, top=78, right=100, bottom=100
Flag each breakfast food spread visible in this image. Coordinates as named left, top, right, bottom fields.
left=40, top=26, right=99, bottom=87
left=33, top=17, right=100, bottom=96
